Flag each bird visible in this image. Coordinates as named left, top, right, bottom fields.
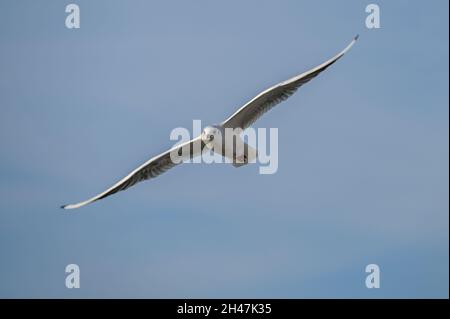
left=61, top=35, right=358, bottom=209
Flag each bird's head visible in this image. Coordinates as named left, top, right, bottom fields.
left=201, top=125, right=221, bottom=147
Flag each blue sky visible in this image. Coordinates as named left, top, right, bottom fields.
left=0, top=0, right=448, bottom=298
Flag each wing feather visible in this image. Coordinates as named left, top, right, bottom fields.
left=61, top=136, right=204, bottom=209
left=221, top=36, right=358, bottom=130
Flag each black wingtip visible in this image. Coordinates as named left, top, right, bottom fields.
left=60, top=205, right=67, bottom=209
left=354, top=34, right=360, bottom=41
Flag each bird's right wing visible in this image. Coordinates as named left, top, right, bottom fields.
left=61, top=136, right=205, bottom=210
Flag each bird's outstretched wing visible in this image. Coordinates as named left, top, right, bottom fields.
left=221, top=36, right=358, bottom=130
left=61, top=136, right=204, bottom=209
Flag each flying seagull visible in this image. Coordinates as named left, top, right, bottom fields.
left=61, top=35, right=358, bottom=209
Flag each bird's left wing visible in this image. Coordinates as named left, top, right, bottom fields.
left=61, top=136, right=204, bottom=209
left=221, top=36, right=358, bottom=130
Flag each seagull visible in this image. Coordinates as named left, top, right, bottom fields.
left=61, top=35, right=358, bottom=209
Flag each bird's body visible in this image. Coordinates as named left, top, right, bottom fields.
left=61, top=36, right=358, bottom=210
left=202, top=125, right=257, bottom=166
